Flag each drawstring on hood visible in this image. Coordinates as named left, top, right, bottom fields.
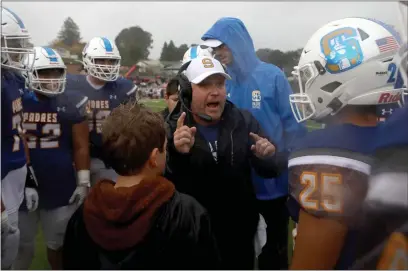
left=202, top=17, right=260, bottom=81
left=83, top=177, right=175, bottom=251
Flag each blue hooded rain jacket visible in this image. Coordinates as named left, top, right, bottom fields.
left=202, top=17, right=307, bottom=200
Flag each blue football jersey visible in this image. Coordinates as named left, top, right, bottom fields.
left=288, top=124, right=379, bottom=269
left=1, top=70, right=27, bottom=179
left=21, top=90, right=88, bottom=210
left=352, top=106, right=408, bottom=270
left=66, top=74, right=137, bottom=158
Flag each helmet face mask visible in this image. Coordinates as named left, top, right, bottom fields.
left=82, top=37, right=121, bottom=82
left=30, top=68, right=67, bottom=97
left=84, top=57, right=121, bottom=82
left=1, top=7, right=35, bottom=71
left=290, top=63, right=320, bottom=122
left=25, top=47, right=67, bottom=97
left=290, top=17, right=406, bottom=123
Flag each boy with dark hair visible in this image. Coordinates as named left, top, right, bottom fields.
left=62, top=101, right=221, bottom=270
left=161, top=78, right=179, bottom=120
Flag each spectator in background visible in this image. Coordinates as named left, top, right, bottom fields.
left=161, top=78, right=179, bottom=120
left=201, top=17, right=307, bottom=270
left=63, top=101, right=221, bottom=270
left=166, top=56, right=287, bottom=269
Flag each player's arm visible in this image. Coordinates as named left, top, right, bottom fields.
left=72, top=96, right=91, bottom=187
left=291, top=210, right=348, bottom=269
left=20, top=117, right=40, bottom=212
left=288, top=154, right=370, bottom=269
left=72, top=120, right=90, bottom=179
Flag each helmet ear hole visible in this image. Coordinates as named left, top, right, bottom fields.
left=321, top=81, right=342, bottom=93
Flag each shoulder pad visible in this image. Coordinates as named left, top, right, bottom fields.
left=292, top=124, right=378, bottom=155
left=116, top=78, right=137, bottom=97
left=56, top=90, right=89, bottom=121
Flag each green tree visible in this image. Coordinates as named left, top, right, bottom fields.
left=159, top=42, right=168, bottom=61
left=256, top=48, right=303, bottom=77
left=115, top=26, right=153, bottom=66
left=160, top=41, right=189, bottom=61
left=256, top=48, right=273, bottom=63
left=57, top=17, right=81, bottom=47
left=177, top=43, right=189, bottom=59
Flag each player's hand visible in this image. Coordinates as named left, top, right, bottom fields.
left=69, top=185, right=89, bottom=206
left=174, top=112, right=196, bottom=154
left=292, top=224, right=298, bottom=251
left=25, top=188, right=39, bottom=212
left=250, top=132, right=276, bottom=158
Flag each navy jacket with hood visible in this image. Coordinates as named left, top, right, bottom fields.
left=202, top=17, right=306, bottom=200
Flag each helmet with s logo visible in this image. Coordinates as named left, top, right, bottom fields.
left=290, top=17, right=406, bottom=123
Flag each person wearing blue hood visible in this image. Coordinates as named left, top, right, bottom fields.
left=202, top=17, right=307, bottom=269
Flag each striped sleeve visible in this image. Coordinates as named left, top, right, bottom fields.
left=289, top=148, right=373, bottom=220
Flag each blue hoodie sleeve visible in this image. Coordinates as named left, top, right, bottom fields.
left=273, top=71, right=307, bottom=150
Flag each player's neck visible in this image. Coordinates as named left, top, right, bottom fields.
left=87, top=75, right=106, bottom=87
left=33, top=92, right=48, bottom=102
left=334, top=111, right=378, bottom=127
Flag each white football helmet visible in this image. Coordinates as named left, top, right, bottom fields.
left=182, top=45, right=213, bottom=65
left=1, top=7, right=35, bottom=71
left=290, top=17, right=406, bottom=123
left=24, top=47, right=67, bottom=97
left=82, top=37, right=121, bottom=81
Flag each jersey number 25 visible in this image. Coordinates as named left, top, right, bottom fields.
left=299, top=172, right=344, bottom=213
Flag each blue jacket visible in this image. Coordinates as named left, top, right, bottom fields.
left=202, top=17, right=307, bottom=200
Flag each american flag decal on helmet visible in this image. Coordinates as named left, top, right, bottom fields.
left=375, top=36, right=400, bottom=53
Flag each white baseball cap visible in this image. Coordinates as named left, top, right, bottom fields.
left=201, top=39, right=223, bottom=48
left=185, top=56, right=231, bottom=84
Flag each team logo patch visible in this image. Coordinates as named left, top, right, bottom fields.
left=320, top=27, right=364, bottom=74
left=252, top=90, right=261, bottom=109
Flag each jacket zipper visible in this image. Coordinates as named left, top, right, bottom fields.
left=230, top=127, right=236, bottom=166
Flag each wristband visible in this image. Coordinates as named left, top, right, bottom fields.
left=77, top=170, right=90, bottom=187
left=26, top=163, right=38, bottom=188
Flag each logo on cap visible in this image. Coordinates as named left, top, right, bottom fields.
left=202, top=58, right=214, bottom=68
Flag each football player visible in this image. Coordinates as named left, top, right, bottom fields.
left=14, top=47, right=90, bottom=270
left=66, top=37, right=137, bottom=186
left=352, top=2, right=408, bottom=269
left=1, top=6, right=36, bottom=270
left=287, top=17, right=405, bottom=269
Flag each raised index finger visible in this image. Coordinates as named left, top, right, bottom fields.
left=249, top=132, right=262, bottom=142
left=177, top=112, right=186, bottom=129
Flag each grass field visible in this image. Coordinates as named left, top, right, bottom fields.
left=29, top=98, right=316, bottom=269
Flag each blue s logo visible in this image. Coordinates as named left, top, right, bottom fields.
left=320, top=27, right=364, bottom=74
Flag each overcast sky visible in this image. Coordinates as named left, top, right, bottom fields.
left=4, top=1, right=403, bottom=60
